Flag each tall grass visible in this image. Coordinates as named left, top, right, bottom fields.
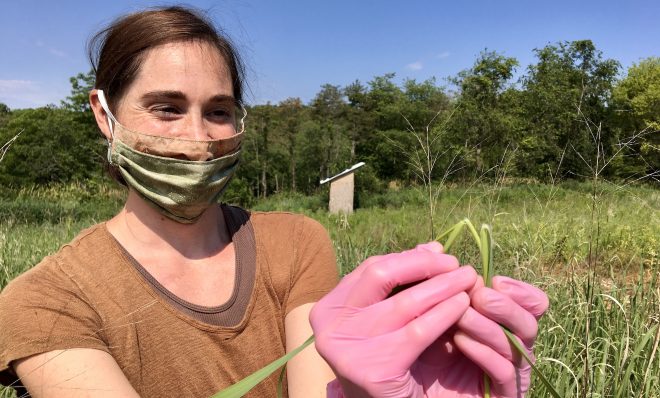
left=260, top=181, right=659, bottom=397
left=1, top=181, right=658, bottom=397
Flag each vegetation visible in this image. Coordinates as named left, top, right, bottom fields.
left=1, top=40, right=658, bottom=197
left=0, top=38, right=658, bottom=397
left=1, top=181, right=658, bottom=397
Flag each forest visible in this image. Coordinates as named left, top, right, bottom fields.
left=1, top=40, right=658, bottom=202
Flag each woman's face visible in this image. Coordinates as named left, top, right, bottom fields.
left=110, top=40, right=238, bottom=140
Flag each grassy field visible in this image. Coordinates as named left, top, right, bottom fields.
left=1, top=181, right=658, bottom=397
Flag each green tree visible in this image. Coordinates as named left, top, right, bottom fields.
left=0, top=103, right=10, bottom=129
left=521, top=40, right=620, bottom=179
left=310, top=84, right=351, bottom=181
left=448, top=50, right=521, bottom=178
left=364, top=73, right=405, bottom=131
left=401, top=78, right=450, bottom=130
left=0, top=107, right=101, bottom=185
left=612, top=57, right=660, bottom=178
left=242, top=104, right=277, bottom=197
left=355, top=75, right=409, bottom=182
left=344, top=80, right=372, bottom=163
left=276, top=98, right=305, bottom=192
left=61, top=70, right=96, bottom=113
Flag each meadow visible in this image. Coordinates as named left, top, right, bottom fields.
left=1, top=180, right=658, bottom=397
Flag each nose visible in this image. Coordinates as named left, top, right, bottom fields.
left=187, top=113, right=211, bottom=140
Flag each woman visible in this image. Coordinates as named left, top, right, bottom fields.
left=0, top=6, right=547, bottom=398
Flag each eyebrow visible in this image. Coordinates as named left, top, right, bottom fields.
left=140, top=90, right=237, bottom=104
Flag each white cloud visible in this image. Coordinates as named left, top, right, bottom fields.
left=436, top=51, right=451, bottom=59
left=48, top=48, right=68, bottom=58
left=406, top=61, right=424, bottom=71
left=0, top=80, right=39, bottom=94
left=35, top=38, right=69, bottom=59
left=0, top=80, right=64, bottom=109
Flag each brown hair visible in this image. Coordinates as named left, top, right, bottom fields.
left=89, top=5, right=245, bottom=111
left=88, top=6, right=246, bottom=185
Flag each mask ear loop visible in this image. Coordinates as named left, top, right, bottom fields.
left=237, top=105, right=247, bottom=134
left=97, top=90, right=118, bottom=164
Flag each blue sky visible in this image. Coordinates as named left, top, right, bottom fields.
left=0, top=0, right=658, bottom=109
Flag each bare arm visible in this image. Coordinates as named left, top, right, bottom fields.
left=14, top=349, right=140, bottom=398
left=285, top=303, right=336, bottom=398
left=13, top=306, right=331, bottom=398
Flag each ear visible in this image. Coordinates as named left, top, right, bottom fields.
left=89, top=89, right=113, bottom=141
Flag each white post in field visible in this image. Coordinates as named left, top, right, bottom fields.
left=320, top=162, right=365, bottom=214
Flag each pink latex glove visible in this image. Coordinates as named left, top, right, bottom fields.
left=311, top=243, right=549, bottom=398
left=310, top=242, right=477, bottom=397
left=416, top=275, right=550, bottom=397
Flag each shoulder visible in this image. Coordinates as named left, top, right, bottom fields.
left=248, top=210, right=329, bottom=243
left=1, top=223, right=110, bottom=295
left=57, top=223, right=116, bottom=269
left=0, top=222, right=124, bottom=323
left=245, top=210, right=338, bottom=307
left=0, top=224, right=113, bottom=378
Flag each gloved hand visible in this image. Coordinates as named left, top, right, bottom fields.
left=311, top=243, right=549, bottom=398
left=417, top=275, right=550, bottom=397
left=310, top=242, right=476, bottom=397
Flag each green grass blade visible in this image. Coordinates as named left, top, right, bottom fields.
left=437, top=220, right=467, bottom=252
left=209, top=335, right=315, bottom=398
left=479, top=223, right=492, bottom=397
left=463, top=219, right=482, bottom=250
left=438, top=219, right=482, bottom=253
left=483, top=374, right=491, bottom=398
left=276, top=364, right=287, bottom=398
left=616, top=324, right=657, bottom=398
left=435, top=220, right=463, bottom=242
left=502, top=328, right=562, bottom=398
left=447, top=220, right=558, bottom=396
left=480, top=224, right=493, bottom=287
left=479, top=225, right=489, bottom=287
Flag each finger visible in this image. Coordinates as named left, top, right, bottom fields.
left=454, top=331, right=519, bottom=398
left=326, top=253, right=389, bottom=295
left=415, top=241, right=444, bottom=253
left=349, top=240, right=444, bottom=279
left=457, top=307, right=522, bottom=366
left=389, top=292, right=470, bottom=368
left=343, top=242, right=441, bottom=283
left=471, top=287, right=539, bottom=346
left=492, top=276, right=549, bottom=319
left=341, top=242, right=446, bottom=289
left=348, top=254, right=387, bottom=277
left=362, top=267, right=477, bottom=333
left=346, top=249, right=460, bottom=307
left=468, top=270, right=484, bottom=296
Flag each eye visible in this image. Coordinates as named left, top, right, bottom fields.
left=152, top=105, right=181, bottom=119
left=207, top=106, right=235, bottom=122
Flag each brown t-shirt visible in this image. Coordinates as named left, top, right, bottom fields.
left=0, top=207, right=338, bottom=397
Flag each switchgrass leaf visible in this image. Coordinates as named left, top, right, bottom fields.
left=463, top=219, right=481, bottom=250
left=276, top=364, right=287, bottom=398
left=209, top=335, right=315, bottom=398
left=479, top=224, right=493, bottom=287
left=502, top=328, right=562, bottom=398
left=437, top=220, right=467, bottom=252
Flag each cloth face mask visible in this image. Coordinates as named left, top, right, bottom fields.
left=97, top=90, right=246, bottom=223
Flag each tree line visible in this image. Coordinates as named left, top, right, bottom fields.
left=0, top=40, right=658, bottom=203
